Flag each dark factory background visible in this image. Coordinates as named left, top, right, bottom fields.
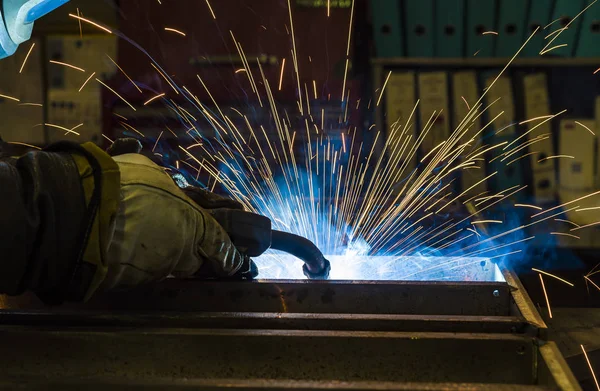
left=0, top=0, right=599, bottom=388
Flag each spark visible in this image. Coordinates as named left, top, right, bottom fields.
left=581, top=345, right=600, bottom=391
left=585, top=276, right=600, bottom=292
left=151, top=63, right=180, bottom=95
left=515, top=204, right=542, bottom=210
left=235, top=68, right=245, bottom=73
left=327, top=0, right=330, bottom=16
left=570, top=220, right=600, bottom=231
left=544, top=17, right=562, bottom=29
left=533, top=190, right=600, bottom=218
left=595, top=67, right=600, bottom=75
left=341, top=0, right=355, bottom=101
left=538, top=154, right=574, bottom=163
left=0, top=94, right=20, bottom=102
left=96, top=79, right=136, bottom=111
left=532, top=268, right=574, bottom=286
left=376, top=70, right=392, bottom=106
left=206, top=0, right=216, bottom=19
left=19, top=43, right=36, bottom=73
left=471, top=220, right=502, bottom=225
left=164, top=27, right=186, bottom=36
left=76, top=8, right=83, bottom=37
left=49, top=60, right=85, bottom=72
left=519, top=114, right=554, bottom=125
left=45, top=123, right=80, bottom=136
left=461, top=96, right=470, bottom=110
left=68, top=14, right=112, bottom=34
left=152, top=131, right=163, bottom=152
left=79, top=72, right=96, bottom=92
left=107, top=55, right=142, bottom=93
left=278, top=58, right=286, bottom=91
left=575, top=120, right=596, bottom=136
left=114, top=113, right=128, bottom=121
left=555, top=218, right=580, bottom=227
left=18, top=102, right=42, bottom=106
left=482, top=31, right=498, bottom=35
left=544, top=27, right=568, bottom=39
left=144, top=93, right=166, bottom=105
left=186, top=143, right=203, bottom=150
left=539, top=274, right=552, bottom=318
left=540, top=44, right=568, bottom=55
left=577, top=206, right=600, bottom=212
left=313, top=80, right=318, bottom=99
left=6, top=142, right=40, bottom=150
left=473, top=49, right=481, bottom=56
left=551, top=232, right=580, bottom=239
left=102, top=134, right=114, bottom=144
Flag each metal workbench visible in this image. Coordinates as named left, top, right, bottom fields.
left=0, top=262, right=581, bottom=390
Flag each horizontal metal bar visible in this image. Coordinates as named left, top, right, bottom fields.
left=0, top=310, right=531, bottom=334
left=0, top=328, right=535, bottom=384
left=371, top=57, right=600, bottom=68
left=52, top=279, right=511, bottom=316
left=0, top=378, right=556, bottom=391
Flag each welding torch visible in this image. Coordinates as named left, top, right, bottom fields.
left=209, top=208, right=332, bottom=280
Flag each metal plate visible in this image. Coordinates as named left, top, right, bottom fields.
left=0, top=327, right=536, bottom=384
left=50, top=279, right=513, bottom=316
left=0, top=310, right=531, bottom=334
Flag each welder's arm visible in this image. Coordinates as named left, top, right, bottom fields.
left=99, top=152, right=249, bottom=292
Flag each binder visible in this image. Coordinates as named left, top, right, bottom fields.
left=418, top=72, right=450, bottom=154
left=482, top=73, right=523, bottom=200
left=523, top=73, right=556, bottom=202
left=488, top=134, right=525, bottom=201
left=371, top=0, right=404, bottom=57
left=575, top=0, right=600, bottom=57
left=466, top=0, right=497, bottom=57
left=547, top=0, right=585, bottom=57
left=559, top=119, right=595, bottom=190
left=435, top=0, right=465, bottom=57
left=483, top=73, right=516, bottom=136
left=495, top=0, right=529, bottom=57
left=522, top=0, right=553, bottom=57
left=452, top=71, right=487, bottom=195
left=595, top=96, right=600, bottom=188
left=385, top=72, right=417, bottom=176
left=405, top=0, right=434, bottom=57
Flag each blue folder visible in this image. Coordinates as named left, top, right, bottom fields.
left=405, top=0, right=434, bottom=57
left=548, top=0, right=585, bottom=57
left=435, top=0, right=465, bottom=57
left=521, top=0, right=553, bottom=57
left=576, top=0, right=600, bottom=57
left=466, top=0, right=497, bottom=57
left=371, top=0, right=404, bottom=57
left=495, top=0, right=529, bottom=57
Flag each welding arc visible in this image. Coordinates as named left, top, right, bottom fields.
left=270, top=230, right=331, bottom=279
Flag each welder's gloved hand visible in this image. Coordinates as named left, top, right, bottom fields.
left=99, top=152, right=251, bottom=291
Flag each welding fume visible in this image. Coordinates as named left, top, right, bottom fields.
left=0, top=0, right=329, bottom=305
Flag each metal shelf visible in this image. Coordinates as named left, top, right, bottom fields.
left=371, top=57, right=600, bottom=68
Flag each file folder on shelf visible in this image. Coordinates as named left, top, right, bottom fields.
left=466, top=0, right=497, bottom=57
left=575, top=0, right=600, bottom=57
left=522, top=73, right=556, bottom=202
left=435, top=0, right=464, bottom=57
left=371, top=0, right=404, bottom=57
left=522, top=0, right=553, bottom=57
left=418, top=72, right=450, bottom=154
left=547, top=0, right=585, bottom=57
left=385, top=71, right=418, bottom=176
left=495, top=0, right=529, bottom=57
left=452, top=71, right=487, bottom=195
left=559, top=119, right=595, bottom=190
left=405, top=0, right=435, bottom=57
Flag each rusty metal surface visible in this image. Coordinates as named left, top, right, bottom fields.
left=0, top=310, right=532, bottom=334
left=0, top=327, right=536, bottom=384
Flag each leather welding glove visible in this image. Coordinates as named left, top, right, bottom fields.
left=99, top=150, right=250, bottom=292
